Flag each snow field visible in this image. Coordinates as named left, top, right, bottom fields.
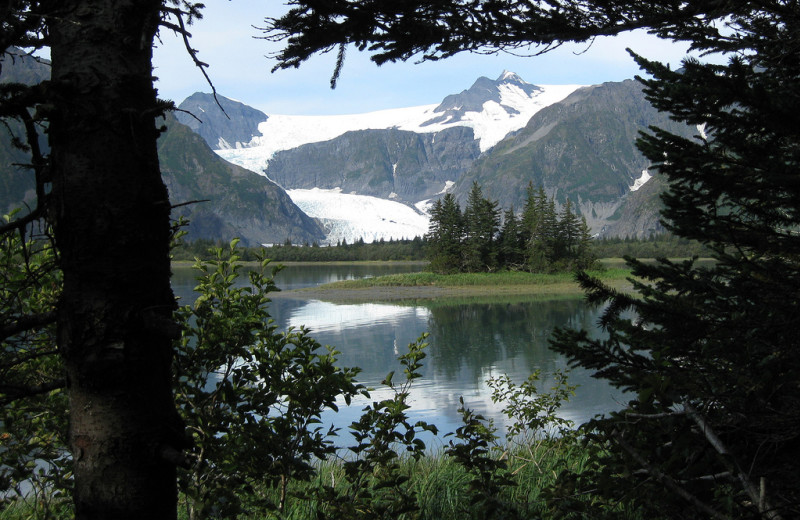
left=287, top=188, right=431, bottom=245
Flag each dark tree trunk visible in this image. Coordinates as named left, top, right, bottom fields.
left=48, top=1, right=181, bottom=518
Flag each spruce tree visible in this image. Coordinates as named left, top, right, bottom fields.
left=549, top=19, right=800, bottom=520
left=575, top=215, right=595, bottom=269
left=525, top=187, right=557, bottom=272
left=425, top=193, right=463, bottom=274
left=498, top=207, right=524, bottom=270
left=462, top=182, right=500, bottom=272
left=555, top=198, right=580, bottom=264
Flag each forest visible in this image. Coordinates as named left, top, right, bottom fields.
left=426, top=183, right=594, bottom=274
left=2, top=0, right=799, bottom=519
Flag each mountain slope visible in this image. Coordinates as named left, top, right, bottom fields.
left=453, top=80, right=694, bottom=235
left=213, top=73, right=583, bottom=175
left=0, top=53, right=323, bottom=245
left=176, top=93, right=267, bottom=149
left=263, top=126, right=480, bottom=202
left=0, top=50, right=50, bottom=214
left=158, top=115, right=325, bottom=246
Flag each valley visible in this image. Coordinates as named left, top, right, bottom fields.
left=177, top=71, right=693, bottom=245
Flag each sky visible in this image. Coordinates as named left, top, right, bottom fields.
left=152, top=0, right=698, bottom=116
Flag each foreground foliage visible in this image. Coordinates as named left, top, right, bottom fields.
left=270, top=0, right=800, bottom=518
left=174, top=241, right=366, bottom=519
left=0, top=215, right=69, bottom=518
left=552, top=8, right=800, bottom=520
left=3, top=240, right=595, bottom=520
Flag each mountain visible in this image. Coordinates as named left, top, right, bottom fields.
left=0, top=53, right=324, bottom=246
left=177, top=72, right=696, bottom=242
left=451, top=79, right=694, bottom=235
left=176, top=93, right=267, bottom=149
left=158, top=115, right=325, bottom=246
left=263, top=126, right=480, bottom=202
left=211, top=73, right=583, bottom=175
left=422, top=71, right=542, bottom=126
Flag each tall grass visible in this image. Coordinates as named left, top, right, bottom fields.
left=0, top=439, right=596, bottom=520
left=183, top=439, right=595, bottom=520
left=320, top=268, right=631, bottom=290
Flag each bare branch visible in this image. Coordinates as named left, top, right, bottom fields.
left=160, top=7, right=228, bottom=119
left=0, top=207, right=43, bottom=236
left=171, top=199, right=210, bottom=210
left=612, top=429, right=731, bottom=520
left=0, top=310, right=57, bottom=342
left=0, top=378, right=66, bottom=405
left=624, top=409, right=687, bottom=419
left=683, top=402, right=784, bottom=520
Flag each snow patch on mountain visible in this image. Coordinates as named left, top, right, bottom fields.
left=215, top=80, right=583, bottom=175
left=287, top=188, right=430, bottom=244
left=630, top=170, right=652, bottom=192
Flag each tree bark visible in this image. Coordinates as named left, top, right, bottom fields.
left=48, top=1, right=181, bottom=517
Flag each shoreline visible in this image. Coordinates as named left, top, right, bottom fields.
left=269, top=275, right=635, bottom=303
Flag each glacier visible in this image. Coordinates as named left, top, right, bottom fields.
left=213, top=74, right=584, bottom=244
left=215, top=83, right=583, bottom=174
left=288, top=188, right=431, bottom=244
left=630, top=169, right=652, bottom=192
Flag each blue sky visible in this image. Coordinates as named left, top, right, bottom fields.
left=153, top=0, right=697, bottom=116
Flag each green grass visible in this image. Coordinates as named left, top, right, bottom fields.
left=319, top=268, right=632, bottom=289
left=1, top=439, right=634, bottom=520
left=184, top=438, right=598, bottom=520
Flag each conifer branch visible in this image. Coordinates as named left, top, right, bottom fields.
left=683, top=402, right=784, bottom=520
left=612, top=429, right=731, bottom=520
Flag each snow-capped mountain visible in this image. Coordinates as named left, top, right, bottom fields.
left=214, top=72, right=583, bottom=174
left=191, top=72, right=583, bottom=245
left=176, top=72, right=691, bottom=245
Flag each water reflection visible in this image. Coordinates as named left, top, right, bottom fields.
left=270, top=295, right=622, bottom=438
left=172, top=264, right=624, bottom=441
left=288, top=301, right=431, bottom=334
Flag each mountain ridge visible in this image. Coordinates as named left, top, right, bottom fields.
left=0, top=53, right=324, bottom=246
left=197, top=74, right=686, bottom=241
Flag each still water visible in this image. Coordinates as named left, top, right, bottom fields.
left=172, top=263, right=623, bottom=443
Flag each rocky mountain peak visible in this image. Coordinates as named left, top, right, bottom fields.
left=176, top=93, right=267, bottom=150
left=422, top=70, right=542, bottom=126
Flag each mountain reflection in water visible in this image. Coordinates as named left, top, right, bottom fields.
left=173, top=263, right=623, bottom=442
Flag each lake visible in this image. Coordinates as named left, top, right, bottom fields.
left=171, top=263, right=623, bottom=445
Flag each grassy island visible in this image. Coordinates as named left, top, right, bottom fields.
left=271, top=267, right=635, bottom=302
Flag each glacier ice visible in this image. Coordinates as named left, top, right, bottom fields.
left=288, top=188, right=430, bottom=244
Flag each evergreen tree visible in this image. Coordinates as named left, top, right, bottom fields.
left=555, top=198, right=580, bottom=263
left=519, top=182, right=538, bottom=251
left=1, top=3, right=207, bottom=516
left=550, top=15, right=800, bottom=520
left=425, top=193, right=463, bottom=274
left=525, top=187, right=557, bottom=272
left=498, top=207, right=524, bottom=270
left=462, top=182, right=500, bottom=272
left=575, top=215, right=595, bottom=269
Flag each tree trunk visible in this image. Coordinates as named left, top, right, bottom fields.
left=48, top=1, right=181, bottom=518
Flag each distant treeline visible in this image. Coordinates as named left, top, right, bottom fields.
left=592, top=233, right=713, bottom=259
left=172, top=228, right=711, bottom=265
left=172, top=236, right=427, bottom=262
